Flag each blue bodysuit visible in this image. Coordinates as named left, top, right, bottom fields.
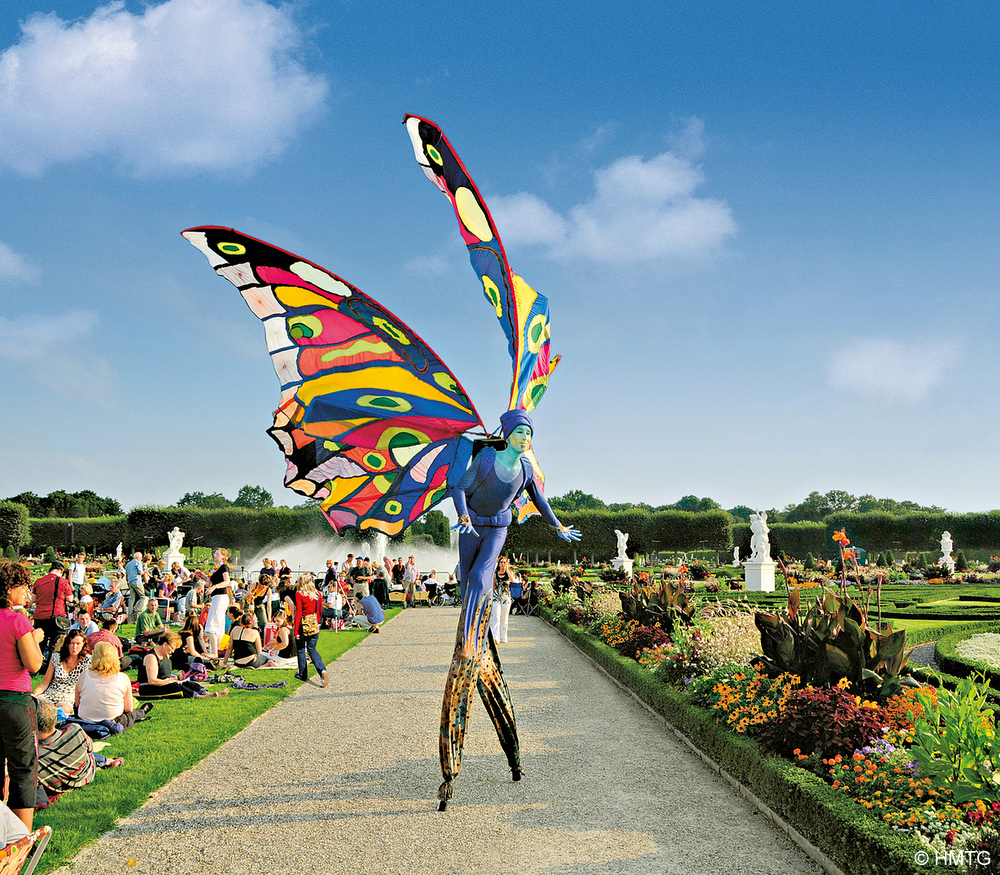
left=438, top=447, right=563, bottom=807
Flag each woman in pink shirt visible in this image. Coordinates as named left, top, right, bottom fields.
left=0, top=561, right=44, bottom=830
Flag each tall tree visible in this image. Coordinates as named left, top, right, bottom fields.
left=234, top=485, right=274, bottom=510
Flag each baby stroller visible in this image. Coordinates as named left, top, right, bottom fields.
left=439, top=579, right=458, bottom=606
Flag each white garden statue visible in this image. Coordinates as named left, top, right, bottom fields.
left=163, top=526, right=186, bottom=571
left=748, top=512, right=771, bottom=562
left=939, top=531, right=955, bottom=574
left=614, top=529, right=630, bottom=561
left=745, top=510, right=775, bottom=592
left=612, top=530, right=633, bottom=579
left=733, top=546, right=740, bottom=567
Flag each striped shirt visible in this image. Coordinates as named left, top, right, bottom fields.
left=37, top=724, right=96, bottom=792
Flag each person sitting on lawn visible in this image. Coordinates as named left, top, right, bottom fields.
left=221, top=613, right=274, bottom=669
left=264, top=611, right=297, bottom=666
left=135, top=598, right=168, bottom=644
left=175, top=610, right=216, bottom=669
left=35, top=697, right=122, bottom=799
left=138, top=632, right=227, bottom=699
left=87, top=615, right=131, bottom=671
left=33, top=629, right=91, bottom=712
left=181, top=578, right=205, bottom=616
left=95, top=577, right=124, bottom=621
left=76, top=641, right=151, bottom=730
left=69, top=607, right=98, bottom=636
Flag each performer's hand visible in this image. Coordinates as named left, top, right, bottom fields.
left=557, top=526, right=582, bottom=543
left=451, top=515, right=477, bottom=536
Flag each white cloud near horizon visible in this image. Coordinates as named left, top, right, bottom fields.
left=0, top=310, right=118, bottom=408
left=827, top=337, right=963, bottom=404
left=0, top=0, right=328, bottom=176
left=0, top=241, right=39, bottom=282
left=489, top=119, right=736, bottom=264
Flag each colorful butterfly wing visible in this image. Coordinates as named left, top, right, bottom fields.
left=183, top=226, right=479, bottom=536
left=404, top=115, right=560, bottom=415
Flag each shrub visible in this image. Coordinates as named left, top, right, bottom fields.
left=756, top=684, right=887, bottom=761
left=43, top=546, right=57, bottom=564
left=620, top=624, right=670, bottom=660
left=688, top=562, right=711, bottom=581
left=803, top=552, right=815, bottom=570
left=3, top=546, right=16, bottom=560
left=874, top=553, right=886, bottom=567
left=886, top=550, right=896, bottom=565
left=956, top=550, right=969, bottom=572
left=687, top=665, right=799, bottom=738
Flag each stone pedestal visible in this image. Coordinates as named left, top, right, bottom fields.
left=744, top=561, right=776, bottom=592
left=162, top=549, right=185, bottom=572
left=612, top=557, right=634, bottom=579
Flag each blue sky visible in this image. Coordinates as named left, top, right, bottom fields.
left=1, top=0, right=998, bottom=517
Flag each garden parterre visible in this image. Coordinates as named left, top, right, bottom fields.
left=540, top=544, right=1000, bottom=872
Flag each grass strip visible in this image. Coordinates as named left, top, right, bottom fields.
left=33, top=611, right=398, bottom=873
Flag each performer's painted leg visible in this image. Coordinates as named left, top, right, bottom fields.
left=477, top=630, right=521, bottom=780
left=438, top=595, right=492, bottom=808
left=438, top=525, right=508, bottom=809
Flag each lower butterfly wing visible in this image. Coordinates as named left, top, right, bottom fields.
left=183, top=226, right=483, bottom=535
left=404, top=115, right=560, bottom=414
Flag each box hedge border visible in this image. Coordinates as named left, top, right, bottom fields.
left=932, top=624, right=1000, bottom=690
left=538, top=605, right=949, bottom=875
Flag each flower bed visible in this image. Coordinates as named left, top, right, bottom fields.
left=537, top=548, right=1000, bottom=875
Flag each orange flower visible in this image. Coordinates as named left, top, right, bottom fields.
left=833, top=529, right=850, bottom=545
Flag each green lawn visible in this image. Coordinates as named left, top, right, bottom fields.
left=33, top=612, right=398, bottom=873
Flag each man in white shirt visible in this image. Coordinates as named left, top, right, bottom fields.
left=69, top=552, right=88, bottom=598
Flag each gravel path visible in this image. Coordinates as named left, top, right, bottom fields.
left=53, top=608, right=824, bottom=875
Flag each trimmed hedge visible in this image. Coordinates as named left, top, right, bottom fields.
left=540, top=606, right=948, bottom=875
left=933, top=625, right=1000, bottom=691
left=505, top=508, right=732, bottom=561
left=0, top=502, right=29, bottom=552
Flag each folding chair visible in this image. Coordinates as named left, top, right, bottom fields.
left=0, top=825, right=51, bottom=875
left=509, top=581, right=525, bottom=615
left=521, top=582, right=539, bottom=617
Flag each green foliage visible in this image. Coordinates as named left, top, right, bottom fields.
left=28, top=516, right=126, bottom=554
left=548, top=489, right=606, bottom=512
left=911, top=673, right=1000, bottom=803
left=756, top=685, right=887, bottom=761
left=233, top=485, right=274, bottom=510
left=44, top=546, right=57, bottom=564
left=618, top=577, right=696, bottom=638
left=885, top=550, right=895, bottom=565
left=665, top=495, right=722, bottom=512
left=3, top=490, right=120, bottom=518
left=651, top=509, right=731, bottom=552
left=176, top=491, right=233, bottom=509
left=3, top=545, right=17, bottom=560
left=0, top=501, right=29, bottom=551
left=408, top=509, right=451, bottom=548
left=803, top=552, right=815, bottom=570
left=956, top=550, right=969, bottom=572
left=754, top=586, right=911, bottom=698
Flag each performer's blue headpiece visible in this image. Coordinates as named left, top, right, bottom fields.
left=499, top=409, right=533, bottom=439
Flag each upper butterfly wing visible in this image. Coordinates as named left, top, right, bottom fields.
left=404, top=115, right=560, bottom=414
left=183, top=226, right=480, bottom=536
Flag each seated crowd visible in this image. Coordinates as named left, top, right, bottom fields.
left=0, top=546, right=454, bottom=838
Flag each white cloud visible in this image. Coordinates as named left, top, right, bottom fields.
left=488, top=132, right=736, bottom=264
left=0, top=0, right=328, bottom=176
left=827, top=337, right=963, bottom=404
left=0, top=310, right=118, bottom=408
left=0, top=240, right=39, bottom=282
